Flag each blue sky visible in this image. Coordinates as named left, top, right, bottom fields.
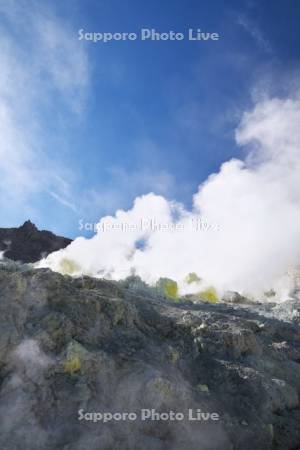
left=0, top=0, right=299, bottom=238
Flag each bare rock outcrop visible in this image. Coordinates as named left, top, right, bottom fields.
left=0, top=261, right=299, bottom=449
left=0, top=221, right=71, bottom=263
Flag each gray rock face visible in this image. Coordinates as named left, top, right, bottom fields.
left=0, top=221, right=72, bottom=263
left=0, top=261, right=300, bottom=449
left=222, top=291, right=248, bottom=304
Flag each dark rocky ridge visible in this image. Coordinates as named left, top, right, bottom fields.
left=0, top=220, right=72, bottom=262
left=0, top=260, right=299, bottom=450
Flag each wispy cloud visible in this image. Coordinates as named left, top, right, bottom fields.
left=236, top=14, right=273, bottom=54
left=0, top=0, right=90, bottom=222
left=48, top=191, right=78, bottom=213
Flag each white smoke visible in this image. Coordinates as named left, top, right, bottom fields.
left=39, top=94, right=300, bottom=297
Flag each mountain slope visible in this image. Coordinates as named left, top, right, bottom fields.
left=0, top=221, right=72, bottom=263
left=0, top=260, right=299, bottom=449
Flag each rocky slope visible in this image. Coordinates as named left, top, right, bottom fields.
left=0, top=260, right=300, bottom=450
left=0, top=221, right=72, bottom=263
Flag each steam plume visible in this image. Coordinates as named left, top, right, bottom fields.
left=39, top=94, right=300, bottom=297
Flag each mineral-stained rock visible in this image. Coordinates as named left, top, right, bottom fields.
left=0, top=262, right=299, bottom=449
left=222, top=290, right=248, bottom=304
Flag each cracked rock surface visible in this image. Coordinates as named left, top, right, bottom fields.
left=0, top=261, right=299, bottom=450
